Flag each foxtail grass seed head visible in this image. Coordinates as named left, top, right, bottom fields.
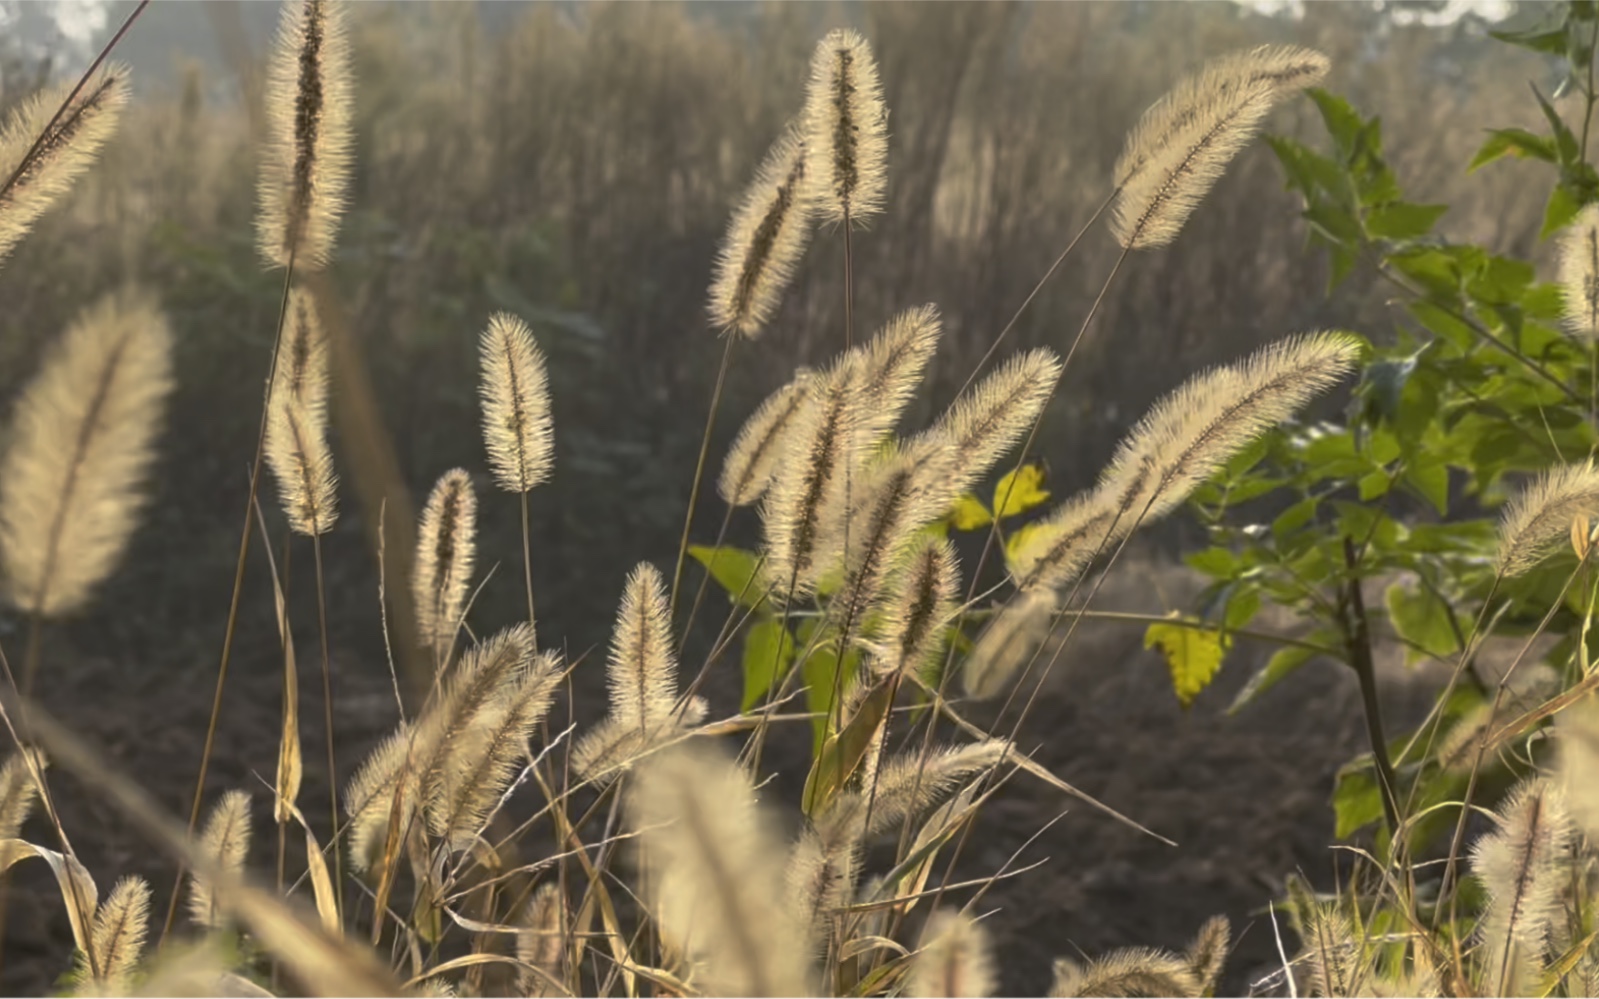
left=908, top=910, right=995, bottom=998
left=1498, top=461, right=1599, bottom=576
left=1006, top=491, right=1119, bottom=592
left=1561, top=203, right=1599, bottom=339
left=0, top=748, right=46, bottom=840
left=479, top=312, right=554, bottom=493
left=962, top=587, right=1057, bottom=701
left=1111, top=45, right=1327, bottom=250
left=827, top=438, right=956, bottom=616
left=517, top=883, right=568, bottom=998
left=847, top=304, right=942, bottom=444
left=918, top=348, right=1062, bottom=497
left=1185, top=915, right=1231, bottom=995
left=88, top=876, right=152, bottom=994
left=413, top=468, right=477, bottom=656
left=762, top=355, right=866, bottom=596
left=0, top=288, right=174, bottom=617
left=630, top=742, right=814, bottom=998
left=343, top=721, right=422, bottom=875
left=803, top=28, right=888, bottom=226
left=187, top=790, right=252, bottom=930
left=428, top=652, right=558, bottom=851
left=572, top=564, right=706, bottom=781
left=1048, top=948, right=1204, bottom=999
left=1113, top=45, right=1329, bottom=190
left=719, top=368, right=815, bottom=507
left=709, top=123, right=814, bottom=338
left=821, top=740, right=1010, bottom=845
left=0, top=66, right=129, bottom=267
left=257, top=0, right=354, bottom=270
left=867, top=535, right=959, bottom=680
left=265, top=393, right=339, bottom=537
left=1099, top=331, right=1362, bottom=529
left=1470, top=778, right=1573, bottom=996
left=273, top=285, right=330, bottom=414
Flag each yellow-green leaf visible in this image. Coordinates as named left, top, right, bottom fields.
left=741, top=616, right=795, bottom=712
left=802, top=676, right=895, bottom=816
left=1144, top=616, right=1229, bottom=709
left=992, top=460, right=1051, bottom=520
left=948, top=494, right=992, bottom=531
left=687, top=545, right=766, bottom=608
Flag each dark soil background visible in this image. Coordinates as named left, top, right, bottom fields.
left=0, top=0, right=1567, bottom=994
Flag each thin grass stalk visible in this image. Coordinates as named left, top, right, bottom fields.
left=893, top=245, right=1133, bottom=866
left=521, top=491, right=538, bottom=649
left=1435, top=564, right=1583, bottom=941
left=310, top=532, right=342, bottom=917
left=164, top=247, right=298, bottom=945
left=667, top=336, right=733, bottom=625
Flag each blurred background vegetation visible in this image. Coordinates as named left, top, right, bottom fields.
left=0, top=0, right=1576, bottom=993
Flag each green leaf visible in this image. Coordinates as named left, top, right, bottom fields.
left=1404, top=459, right=1450, bottom=516
left=1229, top=641, right=1326, bottom=714
left=1358, top=469, right=1391, bottom=501
left=1542, top=182, right=1584, bottom=239
left=1332, top=759, right=1387, bottom=838
left=1185, top=546, right=1239, bottom=578
left=1308, top=88, right=1366, bottom=162
left=1364, top=202, right=1448, bottom=241
left=1489, top=5, right=1572, bottom=56
left=741, top=617, right=795, bottom=712
left=1144, top=617, right=1230, bottom=709
left=948, top=494, right=992, bottom=531
left=1468, top=128, right=1559, bottom=172
left=1223, top=588, right=1261, bottom=632
left=1384, top=580, right=1461, bottom=665
left=687, top=545, right=766, bottom=608
left=1273, top=496, right=1320, bottom=542
left=1532, top=83, right=1581, bottom=165
left=993, top=460, right=1051, bottom=520
left=802, top=675, right=895, bottom=815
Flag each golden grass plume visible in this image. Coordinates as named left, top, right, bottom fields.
left=719, top=368, right=815, bottom=507
left=1098, top=331, right=1362, bottom=528
left=412, top=468, right=478, bottom=658
left=187, top=790, right=252, bottom=930
left=866, top=535, right=960, bottom=681
left=0, top=747, right=46, bottom=840
left=1111, top=45, right=1327, bottom=249
left=479, top=312, right=554, bottom=494
left=1470, top=777, right=1573, bottom=996
left=257, top=0, right=354, bottom=270
left=572, top=563, right=705, bottom=781
left=848, top=304, right=942, bottom=443
left=264, top=387, right=338, bottom=537
left=516, top=882, right=568, bottom=998
left=1496, top=460, right=1599, bottom=577
left=708, top=122, right=814, bottom=338
left=0, top=66, right=130, bottom=267
left=907, top=910, right=995, bottom=998
left=915, top=348, right=1062, bottom=497
left=0, top=288, right=174, bottom=617
left=803, top=28, right=888, bottom=226
left=961, top=587, right=1057, bottom=701
left=1560, top=202, right=1599, bottom=339
left=630, top=741, right=813, bottom=997
left=1048, top=948, right=1203, bottom=998
left=86, top=875, right=152, bottom=994
left=1006, top=491, right=1119, bottom=593
left=762, top=355, right=865, bottom=596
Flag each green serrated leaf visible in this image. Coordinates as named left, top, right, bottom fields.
left=1332, top=760, right=1387, bottom=839
left=1542, top=182, right=1584, bottom=239
left=1364, top=202, right=1448, bottom=241
left=1144, top=617, right=1230, bottom=709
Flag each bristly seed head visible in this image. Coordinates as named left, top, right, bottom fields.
left=708, top=123, right=814, bottom=338
left=802, top=28, right=888, bottom=226
left=479, top=312, right=554, bottom=494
